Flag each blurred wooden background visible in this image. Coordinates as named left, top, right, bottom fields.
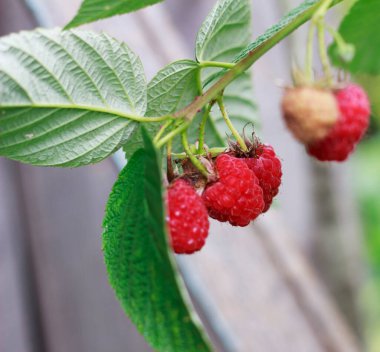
left=0, top=0, right=364, bottom=351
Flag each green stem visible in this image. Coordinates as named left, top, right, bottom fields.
left=314, top=0, right=334, bottom=18
left=166, top=138, right=175, bottom=181
left=311, top=0, right=334, bottom=85
left=181, top=132, right=209, bottom=177
left=175, top=0, right=343, bottom=122
left=326, top=25, right=355, bottom=62
left=197, top=104, right=212, bottom=153
left=306, top=0, right=335, bottom=82
left=172, top=147, right=226, bottom=159
left=199, top=61, right=235, bottom=69
left=196, top=67, right=203, bottom=95
left=153, top=120, right=173, bottom=143
left=326, top=25, right=347, bottom=48
left=317, top=20, right=333, bottom=85
left=305, top=21, right=316, bottom=82
left=155, top=121, right=189, bottom=149
left=217, top=97, right=248, bottom=152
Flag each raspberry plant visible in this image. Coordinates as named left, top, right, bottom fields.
left=0, top=0, right=376, bottom=350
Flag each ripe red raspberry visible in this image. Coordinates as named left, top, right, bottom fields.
left=167, top=179, right=209, bottom=254
left=202, top=154, right=264, bottom=227
left=307, top=84, right=370, bottom=161
left=244, top=145, right=282, bottom=212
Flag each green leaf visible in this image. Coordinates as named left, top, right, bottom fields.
left=329, top=0, right=380, bottom=75
left=0, top=29, right=148, bottom=167
left=147, top=60, right=199, bottom=116
left=122, top=121, right=159, bottom=160
left=355, top=74, right=380, bottom=124
left=65, top=0, right=164, bottom=29
left=123, top=60, right=200, bottom=157
left=196, top=0, right=257, bottom=145
left=103, top=129, right=212, bottom=352
left=196, top=0, right=251, bottom=64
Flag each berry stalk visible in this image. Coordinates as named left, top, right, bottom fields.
left=155, top=120, right=190, bottom=149
left=172, top=147, right=226, bottom=160
left=317, top=16, right=333, bottom=85
left=181, top=131, right=209, bottom=178
left=305, top=0, right=334, bottom=84
left=217, top=97, right=248, bottom=152
left=154, top=120, right=173, bottom=144
left=305, top=19, right=316, bottom=82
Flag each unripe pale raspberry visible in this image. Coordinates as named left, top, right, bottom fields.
left=167, top=179, right=209, bottom=254
left=244, top=145, right=282, bottom=212
left=202, top=154, right=265, bottom=227
left=282, top=86, right=339, bottom=143
left=307, top=84, right=370, bottom=161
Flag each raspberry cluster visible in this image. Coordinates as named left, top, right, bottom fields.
left=282, top=83, right=370, bottom=162
left=166, top=142, right=282, bottom=254
left=166, top=82, right=370, bottom=255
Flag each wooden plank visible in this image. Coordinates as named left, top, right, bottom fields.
left=309, top=162, right=364, bottom=337
left=180, top=213, right=361, bottom=352
left=180, top=221, right=323, bottom=352
left=18, top=161, right=152, bottom=352
left=0, top=0, right=36, bottom=34
left=0, top=1, right=50, bottom=351
left=256, top=213, right=361, bottom=352
left=0, top=159, right=43, bottom=352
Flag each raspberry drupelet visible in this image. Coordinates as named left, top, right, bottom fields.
left=244, top=145, right=282, bottom=212
left=202, top=154, right=265, bottom=227
left=167, top=179, right=209, bottom=254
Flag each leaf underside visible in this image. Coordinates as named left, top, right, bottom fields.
left=103, top=130, right=211, bottom=352
left=196, top=0, right=251, bottom=74
left=65, top=0, right=164, bottom=29
left=0, top=29, right=148, bottom=167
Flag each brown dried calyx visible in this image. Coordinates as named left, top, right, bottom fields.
left=177, top=157, right=215, bottom=189
left=227, top=133, right=263, bottom=159
left=281, top=86, right=339, bottom=144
